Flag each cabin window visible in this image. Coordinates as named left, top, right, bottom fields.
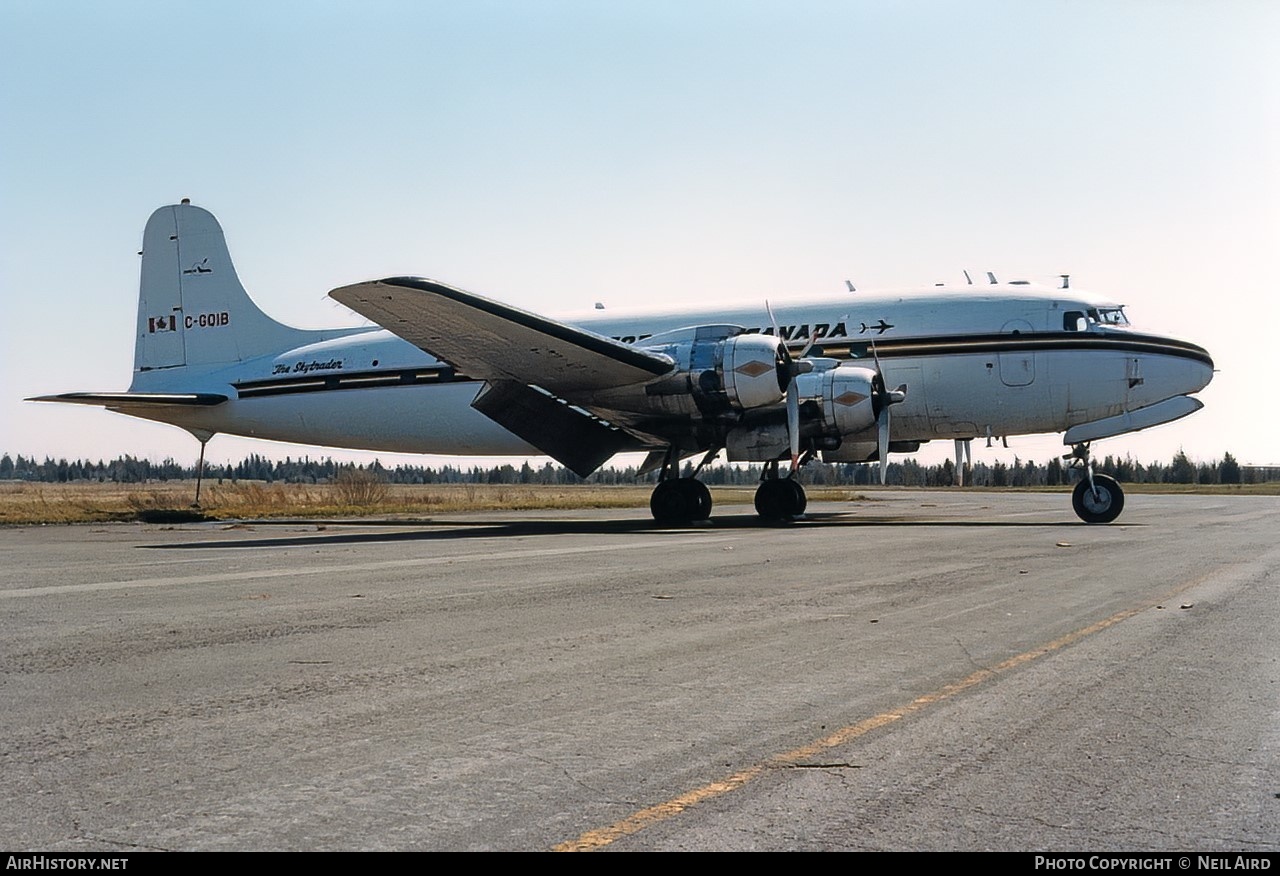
left=1063, top=311, right=1086, bottom=331
left=1088, top=307, right=1129, bottom=326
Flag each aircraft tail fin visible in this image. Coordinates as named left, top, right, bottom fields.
left=133, top=202, right=313, bottom=375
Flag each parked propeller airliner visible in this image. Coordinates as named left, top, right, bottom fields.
left=32, top=202, right=1214, bottom=524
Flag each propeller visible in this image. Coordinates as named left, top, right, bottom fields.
left=766, top=301, right=814, bottom=471
left=786, top=383, right=801, bottom=468
left=869, top=338, right=907, bottom=484
left=767, top=300, right=901, bottom=480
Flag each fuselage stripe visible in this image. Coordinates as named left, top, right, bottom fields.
left=784, top=332, right=1212, bottom=367
left=230, top=332, right=1210, bottom=400
left=234, top=367, right=477, bottom=399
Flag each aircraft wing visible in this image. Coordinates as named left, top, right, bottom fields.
left=329, top=277, right=674, bottom=395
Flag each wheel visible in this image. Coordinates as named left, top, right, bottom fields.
left=754, top=480, right=783, bottom=520
left=754, top=478, right=806, bottom=521
left=786, top=478, right=807, bottom=516
left=688, top=479, right=713, bottom=521
left=650, top=478, right=712, bottom=524
left=1072, top=474, right=1125, bottom=524
left=651, top=479, right=689, bottom=523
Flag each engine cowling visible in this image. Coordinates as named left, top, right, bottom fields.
left=719, top=333, right=788, bottom=411
left=724, top=363, right=883, bottom=461
left=804, top=364, right=879, bottom=438
left=605, top=329, right=789, bottom=418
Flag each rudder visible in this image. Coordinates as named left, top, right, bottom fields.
left=133, top=202, right=304, bottom=373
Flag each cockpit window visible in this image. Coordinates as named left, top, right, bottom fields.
left=1087, top=307, right=1129, bottom=326
left=1064, top=310, right=1086, bottom=331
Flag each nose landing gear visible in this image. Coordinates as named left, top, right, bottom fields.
left=1066, top=442, right=1126, bottom=523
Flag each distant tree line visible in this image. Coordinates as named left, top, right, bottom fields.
left=1, top=449, right=1263, bottom=486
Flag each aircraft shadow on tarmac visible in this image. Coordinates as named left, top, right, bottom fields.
left=143, top=510, right=1116, bottom=550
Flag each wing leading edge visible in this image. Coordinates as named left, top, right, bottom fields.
left=329, top=277, right=673, bottom=394
left=329, top=277, right=675, bottom=475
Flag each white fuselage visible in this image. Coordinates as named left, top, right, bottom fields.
left=125, top=283, right=1214, bottom=459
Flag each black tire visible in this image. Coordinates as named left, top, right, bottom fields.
left=754, top=478, right=806, bottom=521
left=754, top=479, right=783, bottom=520
left=651, top=478, right=712, bottom=524
left=650, top=479, right=690, bottom=524
left=786, top=478, right=807, bottom=517
left=688, top=479, right=713, bottom=521
left=1072, top=474, right=1125, bottom=523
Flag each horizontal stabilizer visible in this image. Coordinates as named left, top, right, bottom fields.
left=28, top=392, right=229, bottom=408
left=470, top=380, right=637, bottom=477
left=330, top=277, right=674, bottom=396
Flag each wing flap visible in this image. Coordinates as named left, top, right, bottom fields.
left=329, top=277, right=673, bottom=395
left=471, top=381, right=639, bottom=476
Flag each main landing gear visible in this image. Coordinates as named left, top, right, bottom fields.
left=649, top=447, right=714, bottom=525
left=753, top=459, right=807, bottom=522
left=1066, top=442, right=1125, bottom=524
left=649, top=477, right=712, bottom=524
left=647, top=449, right=810, bottom=525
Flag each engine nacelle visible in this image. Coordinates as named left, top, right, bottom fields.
left=605, top=329, right=788, bottom=418
left=719, top=333, right=788, bottom=410
left=822, top=439, right=922, bottom=463
left=724, top=364, right=883, bottom=461
left=799, top=364, right=879, bottom=438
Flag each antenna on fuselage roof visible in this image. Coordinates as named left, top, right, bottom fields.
left=987, top=272, right=999, bottom=285
left=1060, top=274, right=1070, bottom=290
left=845, top=280, right=856, bottom=292
left=963, top=270, right=973, bottom=285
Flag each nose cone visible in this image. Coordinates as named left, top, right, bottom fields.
left=1142, top=336, right=1213, bottom=403
left=1192, top=355, right=1214, bottom=393
left=1182, top=340, right=1214, bottom=393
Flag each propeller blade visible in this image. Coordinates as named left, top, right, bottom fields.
left=787, top=380, right=800, bottom=468
left=878, top=406, right=891, bottom=484
left=767, top=299, right=820, bottom=473
left=766, top=300, right=780, bottom=338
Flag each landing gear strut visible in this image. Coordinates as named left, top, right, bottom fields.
left=1066, top=442, right=1125, bottom=524
left=189, top=429, right=215, bottom=509
left=648, top=447, right=714, bottom=525
left=753, top=459, right=808, bottom=522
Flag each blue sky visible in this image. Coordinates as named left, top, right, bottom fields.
left=3, top=1, right=1276, bottom=470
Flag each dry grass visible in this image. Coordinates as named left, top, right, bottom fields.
left=0, top=480, right=744, bottom=525
left=2, top=479, right=1271, bottom=526
left=330, top=469, right=389, bottom=507
left=0, top=481, right=156, bottom=525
